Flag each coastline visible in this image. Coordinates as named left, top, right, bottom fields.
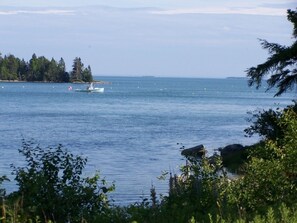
left=0, top=80, right=26, bottom=83
left=0, top=79, right=111, bottom=84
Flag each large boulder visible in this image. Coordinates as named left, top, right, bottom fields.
left=219, top=144, right=245, bottom=156
left=219, top=144, right=248, bottom=173
left=181, top=144, right=205, bottom=158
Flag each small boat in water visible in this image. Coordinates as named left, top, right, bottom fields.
left=75, top=82, right=104, bottom=93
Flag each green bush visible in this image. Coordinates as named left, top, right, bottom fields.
left=153, top=155, right=230, bottom=222
left=245, top=101, right=297, bottom=140
left=230, top=109, right=297, bottom=213
left=9, top=140, right=114, bottom=223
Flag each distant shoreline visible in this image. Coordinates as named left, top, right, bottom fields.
left=0, top=80, right=111, bottom=84
left=0, top=80, right=26, bottom=83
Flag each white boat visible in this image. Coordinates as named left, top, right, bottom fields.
left=75, top=82, right=104, bottom=93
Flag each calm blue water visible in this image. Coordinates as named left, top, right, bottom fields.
left=0, top=76, right=295, bottom=204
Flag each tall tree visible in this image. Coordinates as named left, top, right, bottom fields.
left=0, top=54, right=19, bottom=80
left=28, top=53, right=39, bottom=81
left=46, top=58, right=58, bottom=82
left=71, top=57, right=83, bottom=81
left=0, top=53, right=2, bottom=80
left=82, top=65, right=93, bottom=82
left=247, top=8, right=297, bottom=96
left=58, top=57, right=69, bottom=82
left=37, top=56, right=50, bottom=81
left=70, top=57, right=93, bottom=82
left=18, top=59, right=29, bottom=81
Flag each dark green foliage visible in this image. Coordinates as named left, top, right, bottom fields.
left=0, top=54, right=19, bottom=80
left=246, top=8, right=297, bottom=97
left=9, top=140, right=114, bottom=223
left=245, top=101, right=297, bottom=140
left=0, top=52, right=92, bottom=83
left=156, top=155, right=229, bottom=222
left=245, top=108, right=283, bottom=140
left=57, top=58, right=70, bottom=82
left=70, top=57, right=93, bottom=82
left=0, top=176, right=9, bottom=197
left=18, top=59, right=29, bottom=81
left=26, top=54, right=71, bottom=82
left=231, top=109, right=297, bottom=213
left=82, top=65, right=93, bottom=83
left=70, top=57, right=83, bottom=81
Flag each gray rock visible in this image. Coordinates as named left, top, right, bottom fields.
left=181, top=144, right=205, bottom=158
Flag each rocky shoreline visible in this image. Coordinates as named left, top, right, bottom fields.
left=181, top=143, right=250, bottom=172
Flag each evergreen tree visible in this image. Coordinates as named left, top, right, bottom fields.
left=247, top=8, right=297, bottom=96
left=82, top=65, right=93, bottom=82
left=71, top=57, right=83, bottom=81
left=37, top=56, right=50, bottom=81
left=28, top=53, right=38, bottom=81
left=0, top=52, right=2, bottom=67
left=0, top=54, right=19, bottom=80
left=28, top=54, right=52, bottom=81
left=0, top=52, right=90, bottom=82
left=58, top=57, right=69, bottom=82
left=18, top=59, right=29, bottom=81
left=46, top=58, right=58, bottom=82
left=70, top=57, right=93, bottom=82
left=0, top=53, right=2, bottom=80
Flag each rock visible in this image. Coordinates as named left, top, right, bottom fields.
left=219, top=144, right=248, bottom=173
left=219, top=144, right=245, bottom=156
left=181, top=144, right=205, bottom=158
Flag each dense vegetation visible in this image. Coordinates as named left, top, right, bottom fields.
left=0, top=53, right=93, bottom=83
left=0, top=7, right=296, bottom=223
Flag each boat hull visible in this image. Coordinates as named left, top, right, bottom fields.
left=75, top=88, right=104, bottom=93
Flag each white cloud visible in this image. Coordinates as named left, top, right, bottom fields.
left=150, top=6, right=287, bottom=16
left=0, top=9, right=75, bottom=16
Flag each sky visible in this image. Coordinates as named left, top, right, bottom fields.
left=0, top=0, right=295, bottom=78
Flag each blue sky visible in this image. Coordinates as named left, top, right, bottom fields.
left=0, top=0, right=295, bottom=77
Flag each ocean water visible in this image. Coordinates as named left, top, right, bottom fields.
left=0, top=76, right=294, bottom=204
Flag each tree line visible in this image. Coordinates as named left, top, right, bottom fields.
left=0, top=52, right=93, bottom=82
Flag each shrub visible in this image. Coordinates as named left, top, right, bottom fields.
left=158, top=154, right=230, bottom=222
left=245, top=100, right=297, bottom=140
left=231, top=109, right=297, bottom=212
left=9, top=140, right=114, bottom=223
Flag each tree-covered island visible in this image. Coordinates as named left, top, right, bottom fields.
left=0, top=53, right=93, bottom=83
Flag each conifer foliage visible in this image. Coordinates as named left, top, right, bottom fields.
left=247, top=8, right=297, bottom=96
left=0, top=53, right=93, bottom=82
